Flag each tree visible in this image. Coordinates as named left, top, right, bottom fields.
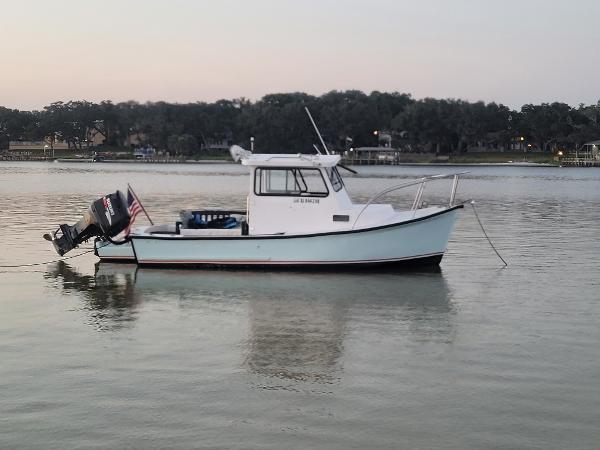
left=2, top=94, right=599, bottom=156
left=520, top=103, right=574, bottom=152
left=167, top=134, right=199, bottom=156
left=0, top=107, right=37, bottom=149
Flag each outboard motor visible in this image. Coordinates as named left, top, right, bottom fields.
left=46, top=191, right=130, bottom=256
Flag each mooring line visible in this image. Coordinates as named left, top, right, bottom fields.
left=0, top=248, right=96, bottom=268
left=0, top=240, right=113, bottom=269
left=470, top=201, right=508, bottom=267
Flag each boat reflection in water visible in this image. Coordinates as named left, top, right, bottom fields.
left=45, top=263, right=454, bottom=384
left=45, top=261, right=140, bottom=330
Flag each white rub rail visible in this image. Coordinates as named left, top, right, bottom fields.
left=352, top=172, right=469, bottom=230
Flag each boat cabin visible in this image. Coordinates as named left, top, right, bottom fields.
left=242, top=153, right=393, bottom=235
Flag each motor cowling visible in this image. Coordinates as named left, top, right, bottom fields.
left=49, top=191, right=130, bottom=255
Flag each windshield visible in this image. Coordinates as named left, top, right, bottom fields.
left=254, top=168, right=329, bottom=197
left=326, top=167, right=344, bottom=192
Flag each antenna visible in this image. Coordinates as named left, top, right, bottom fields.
left=312, top=144, right=323, bottom=155
left=305, top=107, right=330, bottom=155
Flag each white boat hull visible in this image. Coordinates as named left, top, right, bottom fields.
left=96, top=206, right=461, bottom=269
left=94, top=239, right=136, bottom=262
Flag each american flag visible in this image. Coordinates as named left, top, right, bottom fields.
left=124, top=185, right=143, bottom=236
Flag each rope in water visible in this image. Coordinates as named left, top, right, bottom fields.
left=470, top=201, right=508, bottom=267
left=0, top=248, right=97, bottom=268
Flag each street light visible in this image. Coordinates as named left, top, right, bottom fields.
left=519, top=136, right=525, bottom=151
left=524, top=143, right=532, bottom=162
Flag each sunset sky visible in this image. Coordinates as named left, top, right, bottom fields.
left=1, top=0, right=599, bottom=110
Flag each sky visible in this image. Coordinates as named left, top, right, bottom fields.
left=1, top=0, right=599, bottom=110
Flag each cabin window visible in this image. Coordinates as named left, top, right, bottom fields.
left=326, top=167, right=344, bottom=192
left=254, top=168, right=329, bottom=197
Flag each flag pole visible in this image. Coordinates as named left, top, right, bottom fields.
left=127, top=183, right=154, bottom=225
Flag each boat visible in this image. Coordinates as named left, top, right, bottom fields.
left=46, top=148, right=466, bottom=270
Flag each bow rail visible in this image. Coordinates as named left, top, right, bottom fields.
left=352, top=172, right=469, bottom=229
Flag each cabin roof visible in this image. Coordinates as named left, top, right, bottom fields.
left=584, top=140, right=600, bottom=146
left=241, top=153, right=341, bottom=168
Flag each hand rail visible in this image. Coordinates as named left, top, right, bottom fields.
left=351, top=172, right=469, bottom=230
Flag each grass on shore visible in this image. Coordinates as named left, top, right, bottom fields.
left=6, top=147, right=557, bottom=165
left=54, top=147, right=233, bottom=161
left=448, top=152, right=556, bottom=164
left=345, top=151, right=557, bottom=165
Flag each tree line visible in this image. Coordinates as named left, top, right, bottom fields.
left=1, top=91, right=599, bottom=155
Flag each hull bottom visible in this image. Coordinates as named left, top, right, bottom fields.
left=134, top=253, right=444, bottom=272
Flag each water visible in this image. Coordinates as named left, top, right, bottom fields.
left=1, top=161, right=599, bottom=449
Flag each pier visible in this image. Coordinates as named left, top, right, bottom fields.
left=343, top=147, right=450, bottom=165
left=560, top=140, right=600, bottom=167
left=560, top=157, right=600, bottom=167
left=0, top=153, right=53, bottom=161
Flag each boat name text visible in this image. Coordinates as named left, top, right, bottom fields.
left=293, top=198, right=320, bottom=204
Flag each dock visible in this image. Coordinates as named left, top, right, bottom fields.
left=1, top=154, right=54, bottom=161
left=560, top=157, right=600, bottom=167
left=560, top=141, right=600, bottom=167
left=344, top=148, right=450, bottom=165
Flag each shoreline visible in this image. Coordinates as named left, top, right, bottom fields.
left=48, top=158, right=557, bottom=167
left=54, top=158, right=234, bottom=164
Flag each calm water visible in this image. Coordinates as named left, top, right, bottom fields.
left=1, top=161, right=599, bottom=449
